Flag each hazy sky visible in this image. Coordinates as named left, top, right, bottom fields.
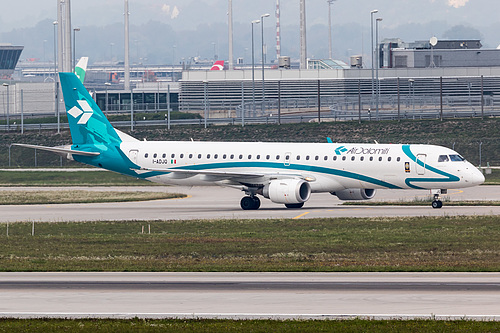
left=0, top=0, right=495, bottom=34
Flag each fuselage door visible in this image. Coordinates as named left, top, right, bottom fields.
left=284, top=152, right=291, bottom=167
left=128, top=149, right=139, bottom=164
left=416, top=154, right=426, bottom=175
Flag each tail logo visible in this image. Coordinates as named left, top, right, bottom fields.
left=68, top=100, right=94, bottom=125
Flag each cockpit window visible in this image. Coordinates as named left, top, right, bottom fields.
left=438, top=155, right=449, bottom=162
left=449, top=154, right=465, bottom=162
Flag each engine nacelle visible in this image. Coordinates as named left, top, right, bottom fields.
left=261, top=179, right=312, bottom=204
left=332, top=188, right=376, bottom=201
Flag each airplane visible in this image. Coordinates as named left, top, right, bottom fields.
left=13, top=73, right=485, bottom=210
left=210, top=60, right=225, bottom=70
left=74, top=57, right=89, bottom=83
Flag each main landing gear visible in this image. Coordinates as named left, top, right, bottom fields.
left=240, top=196, right=261, bottom=210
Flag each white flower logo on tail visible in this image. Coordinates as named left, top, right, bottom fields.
left=68, top=100, right=94, bottom=125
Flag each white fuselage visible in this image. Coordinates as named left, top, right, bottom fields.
left=120, top=141, right=484, bottom=193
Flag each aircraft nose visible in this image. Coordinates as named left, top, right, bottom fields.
left=472, top=168, right=485, bottom=185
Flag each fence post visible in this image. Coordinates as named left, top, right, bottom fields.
left=481, top=75, right=484, bottom=119
left=317, top=79, right=321, bottom=123
left=440, top=76, right=443, bottom=121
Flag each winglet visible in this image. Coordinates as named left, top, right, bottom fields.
left=327, top=137, right=333, bottom=143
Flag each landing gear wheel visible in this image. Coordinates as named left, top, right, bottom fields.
left=285, top=202, right=304, bottom=209
left=252, top=196, right=261, bottom=209
left=431, top=200, right=443, bottom=209
left=240, top=196, right=260, bottom=210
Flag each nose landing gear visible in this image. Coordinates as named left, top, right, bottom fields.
left=431, top=189, right=446, bottom=209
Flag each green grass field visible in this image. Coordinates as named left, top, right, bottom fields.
left=1, top=216, right=499, bottom=272
left=0, top=318, right=498, bottom=333
left=0, top=170, right=155, bottom=186
left=0, top=190, right=185, bottom=205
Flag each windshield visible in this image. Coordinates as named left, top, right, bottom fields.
left=449, top=154, right=465, bottom=162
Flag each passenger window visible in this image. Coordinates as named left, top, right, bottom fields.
left=296, top=156, right=301, bottom=160
left=342, top=156, right=346, bottom=161
left=388, top=157, right=392, bottom=162
left=162, top=153, right=166, bottom=158
left=198, top=154, right=202, bottom=159
left=223, top=154, right=227, bottom=159
left=239, top=155, right=243, bottom=159
left=256, top=155, right=261, bottom=160
left=153, top=153, right=157, bottom=158
left=285, top=155, right=290, bottom=160
left=189, top=154, right=193, bottom=159
left=207, top=154, right=211, bottom=159
left=306, top=156, right=310, bottom=160
left=171, top=153, right=175, bottom=158
left=230, top=154, right=234, bottom=159
left=324, top=156, right=328, bottom=161
left=378, top=157, right=382, bottom=161
left=266, top=155, right=270, bottom=160
left=370, top=157, right=373, bottom=161
left=438, top=155, right=449, bottom=162
left=276, top=155, right=280, bottom=160
left=333, top=156, right=337, bottom=161
left=351, top=156, right=355, bottom=161
left=145, top=153, right=149, bottom=158
left=248, top=155, right=252, bottom=159
left=214, top=154, right=218, bottom=159
left=315, top=156, right=319, bottom=161
left=397, top=157, right=401, bottom=162
left=360, top=156, right=364, bottom=161
left=180, top=154, right=184, bottom=158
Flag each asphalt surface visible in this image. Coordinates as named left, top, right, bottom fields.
left=1, top=185, right=500, bottom=222
left=0, top=272, right=498, bottom=320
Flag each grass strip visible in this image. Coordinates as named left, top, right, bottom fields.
left=0, top=191, right=185, bottom=205
left=1, top=216, right=500, bottom=272
left=0, top=318, right=499, bottom=332
left=0, top=171, right=156, bottom=186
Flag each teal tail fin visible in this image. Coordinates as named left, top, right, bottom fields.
left=74, top=57, right=88, bottom=83
left=59, top=72, right=139, bottom=173
left=59, top=72, right=121, bottom=147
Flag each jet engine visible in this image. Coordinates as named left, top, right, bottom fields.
left=332, top=188, right=376, bottom=200
left=261, top=179, right=312, bottom=204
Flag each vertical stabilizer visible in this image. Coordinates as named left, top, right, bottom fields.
left=59, top=72, right=121, bottom=146
left=75, top=57, right=88, bottom=83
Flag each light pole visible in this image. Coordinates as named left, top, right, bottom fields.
left=3, top=83, right=9, bottom=131
left=251, top=19, right=260, bottom=117
left=73, top=27, right=80, bottom=71
left=327, top=0, right=336, bottom=59
left=53, top=20, right=59, bottom=134
left=260, top=13, right=270, bottom=113
left=375, top=17, right=382, bottom=120
left=370, top=9, right=378, bottom=109
left=105, top=82, right=111, bottom=115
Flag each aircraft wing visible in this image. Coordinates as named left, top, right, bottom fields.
left=12, top=143, right=100, bottom=157
left=140, top=167, right=305, bottom=181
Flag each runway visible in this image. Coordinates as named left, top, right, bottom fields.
left=0, top=272, right=498, bottom=320
left=1, top=185, right=500, bottom=222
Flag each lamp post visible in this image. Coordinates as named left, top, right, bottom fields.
left=375, top=17, right=382, bottom=121
left=53, top=21, right=59, bottom=133
left=327, top=0, right=336, bottom=59
left=260, top=13, right=270, bottom=113
left=251, top=19, right=260, bottom=117
left=370, top=9, right=378, bottom=109
left=3, top=83, right=9, bottom=131
left=73, top=27, right=80, bottom=71
left=104, top=82, right=111, bottom=115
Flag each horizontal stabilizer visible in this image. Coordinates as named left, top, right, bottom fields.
left=12, top=143, right=100, bottom=157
